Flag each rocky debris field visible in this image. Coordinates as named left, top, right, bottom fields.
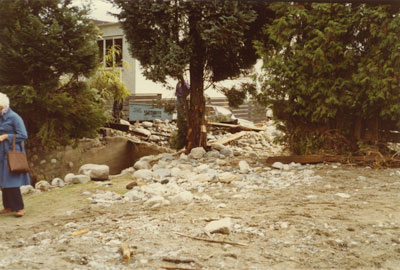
left=1, top=121, right=400, bottom=270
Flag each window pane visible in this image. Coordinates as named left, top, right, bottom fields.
left=106, top=39, right=113, bottom=67
left=114, top=38, right=123, bottom=67
left=97, top=40, right=104, bottom=64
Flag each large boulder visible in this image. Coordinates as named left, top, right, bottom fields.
left=78, top=164, right=110, bottom=181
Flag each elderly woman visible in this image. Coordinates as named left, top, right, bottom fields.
left=0, top=93, right=30, bottom=217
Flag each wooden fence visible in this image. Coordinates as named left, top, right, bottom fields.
left=113, top=94, right=268, bottom=123
left=108, top=94, right=400, bottom=143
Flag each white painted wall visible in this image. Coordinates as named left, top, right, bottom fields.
left=96, top=22, right=136, bottom=94
left=97, top=22, right=263, bottom=99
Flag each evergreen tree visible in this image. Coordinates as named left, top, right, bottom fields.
left=0, top=0, right=107, bottom=147
left=255, top=3, right=400, bottom=154
left=110, top=0, right=272, bottom=152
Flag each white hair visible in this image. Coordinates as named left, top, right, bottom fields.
left=0, top=93, right=10, bottom=108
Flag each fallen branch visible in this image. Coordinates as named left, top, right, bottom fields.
left=162, top=257, right=195, bottom=264
left=161, top=267, right=199, bottom=270
left=120, top=243, right=131, bottom=262
left=173, top=232, right=248, bottom=247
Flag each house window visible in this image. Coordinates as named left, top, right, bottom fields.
left=97, top=37, right=123, bottom=68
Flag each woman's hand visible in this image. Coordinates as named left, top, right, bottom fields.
left=0, top=134, right=8, bottom=142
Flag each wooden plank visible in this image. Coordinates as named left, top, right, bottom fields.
left=215, top=131, right=247, bottom=145
left=264, top=154, right=400, bottom=167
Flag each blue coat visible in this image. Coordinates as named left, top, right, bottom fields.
left=0, top=108, right=30, bottom=188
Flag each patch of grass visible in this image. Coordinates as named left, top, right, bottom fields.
left=23, top=177, right=134, bottom=218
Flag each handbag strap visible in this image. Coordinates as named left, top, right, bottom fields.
left=12, top=134, right=16, bottom=151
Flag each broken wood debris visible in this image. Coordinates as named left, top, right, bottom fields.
left=120, top=242, right=131, bottom=262
left=264, top=154, right=400, bottom=167
left=69, top=229, right=89, bottom=237
left=162, top=257, right=195, bottom=264
left=214, top=131, right=246, bottom=145
left=173, top=232, right=248, bottom=247
left=208, top=121, right=264, bottom=132
left=161, top=266, right=199, bottom=270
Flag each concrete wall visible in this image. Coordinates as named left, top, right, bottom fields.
left=29, top=136, right=172, bottom=183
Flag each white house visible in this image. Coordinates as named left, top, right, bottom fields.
left=94, top=20, right=227, bottom=99
left=95, top=20, right=180, bottom=99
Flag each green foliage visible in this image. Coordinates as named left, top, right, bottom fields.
left=111, top=0, right=269, bottom=83
left=90, top=46, right=130, bottom=122
left=91, top=45, right=130, bottom=103
left=254, top=3, right=400, bottom=154
left=110, top=0, right=272, bottom=150
left=0, top=0, right=107, bottom=148
left=220, top=82, right=257, bottom=108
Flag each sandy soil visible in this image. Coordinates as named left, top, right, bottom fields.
left=1, top=165, right=400, bottom=270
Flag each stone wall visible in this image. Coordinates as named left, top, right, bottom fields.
left=29, top=136, right=172, bottom=183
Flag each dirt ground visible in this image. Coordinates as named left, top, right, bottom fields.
left=1, top=164, right=400, bottom=270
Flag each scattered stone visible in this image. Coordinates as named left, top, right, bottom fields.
left=335, top=193, right=351, bottom=199
left=35, top=180, right=51, bottom=191
left=20, top=185, right=35, bottom=195
left=65, top=174, right=91, bottom=185
left=205, top=218, right=232, bottom=235
left=239, top=160, right=251, bottom=174
left=144, top=196, right=170, bottom=208
left=218, top=172, right=242, bottom=183
left=220, top=147, right=233, bottom=158
left=142, top=121, right=153, bottom=128
left=171, top=191, right=193, bottom=204
left=133, top=169, right=153, bottom=181
left=272, top=162, right=284, bottom=169
left=51, top=177, right=65, bottom=187
left=189, top=147, right=206, bottom=159
left=134, top=160, right=151, bottom=170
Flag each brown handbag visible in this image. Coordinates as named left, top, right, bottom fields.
left=7, top=135, right=30, bottom=174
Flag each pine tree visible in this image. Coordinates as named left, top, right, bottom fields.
left=255, top=3, right=400, bottom=154
left=0, top=0, right=107, bottom=147
left=110, top=0, right=273, bottom=152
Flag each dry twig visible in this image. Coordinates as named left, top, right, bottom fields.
left=162, top=257, right=195, bottom=264
left=161, top=266, right=199, bottom=270
left=173, top=232, right=248, bottom=247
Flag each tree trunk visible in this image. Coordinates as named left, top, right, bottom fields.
left=186, top=11, right=206, bottom=153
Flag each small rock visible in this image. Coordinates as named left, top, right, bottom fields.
left=124, top=190, right=144, bottom=201
left=210, top=143, right=225, bottom=151
left=190, top=147, right=206, bottom=159
left=132, top=128, right=151, bottom=137
left=142, top=121, right=153, bottom=128
left=205, top=218, right=232, bottom=235
left=239, top=160, right=250, bottom=174
left=133, top=169, right=153, bottom=181
left=335, top=193, right=351, bottom=199
left=171, top=191, right=193, bottom=204
left=272, top=162, right=284, bottom=169
left=220, top=147, right=233, bottom=158
left=134, top=160, right=151, bottom=170
left=65, top=174, right=90, bottom=184
left=357, top=176, right=366, bottom=181
left=35, top=180, right=51, bottom=191
left=20, top=185, right=35, bottom=195
left=218, top=172, right=241, bottom=183
left=51, top=178, right=65, bottom=187
left=144, top=196, right=169, bottom=207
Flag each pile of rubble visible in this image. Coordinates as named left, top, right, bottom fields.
left=105, top=118, right=285, bottom=159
